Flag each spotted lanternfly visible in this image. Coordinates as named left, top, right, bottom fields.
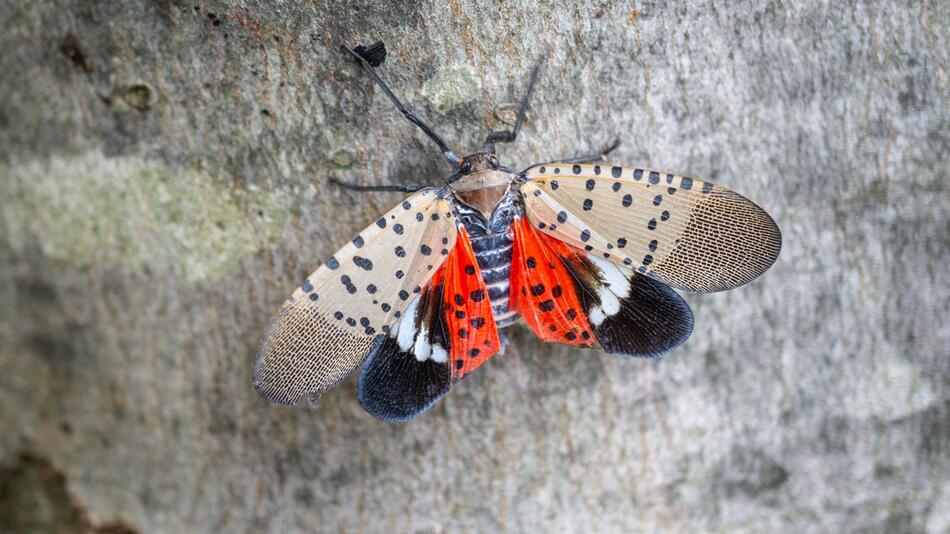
left=253, top=43, right=782, bottom=422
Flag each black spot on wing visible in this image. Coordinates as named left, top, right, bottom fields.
left=357, top=336, right=451, bottom=423
left=353, top=256, right=373, bottom=271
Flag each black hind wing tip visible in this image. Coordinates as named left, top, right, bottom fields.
left=595, top=274, right=694, bottom=358
left=357, top=336, right=452, bottom=423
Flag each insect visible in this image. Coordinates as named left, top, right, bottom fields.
left=253, top=42, right=782, bottom=422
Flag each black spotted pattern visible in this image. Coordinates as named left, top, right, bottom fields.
left=340, top=275, right=357, bottom=294
left=353, top=256, right=373, bottom=271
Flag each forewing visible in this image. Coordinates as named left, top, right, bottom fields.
left=357, top=227, right=501, bottom=422
left=522, top=164, right=781, bottom=292
left=510, top=215, right=693, bottom=357
left=254, top=189, right=457, bottom=406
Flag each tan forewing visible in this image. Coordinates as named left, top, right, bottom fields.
left=254, top=189, right=458, bottom=406
left=522, top=164, right=781, bottom=293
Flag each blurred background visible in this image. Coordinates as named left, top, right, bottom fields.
left=1, top=1, right=947, bottom=532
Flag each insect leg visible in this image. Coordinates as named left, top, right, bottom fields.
left=329, top=177, right=429, bottom=193
left=483, top=61, right=543, bottom=152
left=554, top=138, right=621, bottom=164
left=342, top=44, right=462, bottom=166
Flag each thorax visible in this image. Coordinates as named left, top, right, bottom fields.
left=448, top=169, right=514, bottom=220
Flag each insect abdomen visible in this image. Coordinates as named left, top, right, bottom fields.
left=468, top=231, right=520, bottom=329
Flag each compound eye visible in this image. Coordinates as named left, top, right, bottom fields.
left=488, top=155, right=499, bottom=169
left=460, top=160, right=472, bottom=173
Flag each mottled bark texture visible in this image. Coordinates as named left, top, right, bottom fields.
left=1, top=1, right=947, bottom=532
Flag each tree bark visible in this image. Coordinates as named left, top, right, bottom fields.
left=1, top=1, right=947, bottom=532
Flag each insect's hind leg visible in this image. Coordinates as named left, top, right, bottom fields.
left=553, top=138, right=621, bottom=164
left=329, top=177, right=429, bottom=193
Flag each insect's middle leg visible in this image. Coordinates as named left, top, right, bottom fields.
left=553, top=138, right=621, bottom=164
left=329, top=177, right=430, bottom=193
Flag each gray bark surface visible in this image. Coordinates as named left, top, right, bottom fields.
left=1, top=1, right=947, bottom=532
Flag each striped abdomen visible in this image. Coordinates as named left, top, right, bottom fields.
left=469, top=230, right=519, bottom=328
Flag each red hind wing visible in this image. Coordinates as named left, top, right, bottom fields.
left=440, top=228, right=501, bottom=378
left=357, top=227, right=503, bottom=421
left=509, top=216, right=598, bottom=348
